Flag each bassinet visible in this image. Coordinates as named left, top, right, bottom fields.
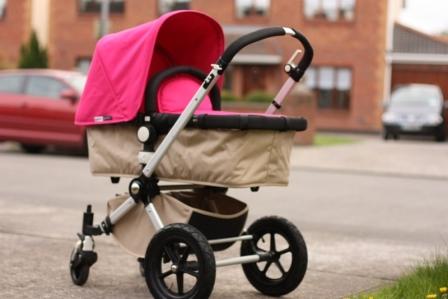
left=75, top=11, right=307, bottom=188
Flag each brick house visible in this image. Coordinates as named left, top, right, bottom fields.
left=0, top=0, right=410, bottom=132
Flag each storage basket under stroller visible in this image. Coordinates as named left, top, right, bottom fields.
left=69, top=10, right=314, bottom=299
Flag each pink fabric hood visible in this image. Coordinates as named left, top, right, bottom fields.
left=75, top=10, right=224, bottom=126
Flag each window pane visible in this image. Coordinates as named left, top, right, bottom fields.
left=0, top=75, right=24, bottom=94
left=304, top=0, right=319, bottom=18
left=79, top=0, right=124, bottom=13
left=235, top=0, right=270, bottom=18
left=304, top=67, right=316, bottom=88
left=336, top=68, right=351, bottom=90
left=322, top=0, right=338, bottom=21
left=25, top=76, right=68, bottom=99
left=76, top=58, right=91, bottom=75
left=319, top=67, right=334, bottom=89
left=340, top=0, right=355, bottom=20
left=0, top=0, right=5, bottom=19
left=304, top=0, right=355, bottom=21
left=336, top=90, right=350, bottom=109
left=318, top=90, right=333, bottom=108
left=159, top=0, right=190, bottom=15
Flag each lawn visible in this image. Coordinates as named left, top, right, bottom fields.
left=348, top=255, right=448, bottom=299
left=313, top=133, right=357, bottom=146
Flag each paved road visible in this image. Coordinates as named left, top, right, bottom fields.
left=0, top=136, right=447, bottom=298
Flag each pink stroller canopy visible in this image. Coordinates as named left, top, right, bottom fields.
left=75, top=10, right=224, bottom=126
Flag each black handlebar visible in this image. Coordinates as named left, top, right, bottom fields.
left=217, top=27, right=314, bottom=82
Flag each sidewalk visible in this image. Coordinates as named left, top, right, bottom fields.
left=290, top=134, right=448, bottom=179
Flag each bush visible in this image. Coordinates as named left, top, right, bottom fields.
left=245, top=90, right=274, bottom=103
left=221, top=89, right=240, bottom=102
left=18, top=31, right=48, bottom=69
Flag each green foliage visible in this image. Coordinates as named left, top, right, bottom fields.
left=313, top=134, right=356, bottom=146
left=18, top=31, right=48, bottom=69
left=221, top=89, right=240, bottom=102
left=351, top=255, right=448, bottom=299
left=245, top=90, right=274, bottom=103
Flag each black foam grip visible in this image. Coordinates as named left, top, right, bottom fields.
left=150, top=113, right=307, bottom=134
left=218, top=27, right=286, bottom=70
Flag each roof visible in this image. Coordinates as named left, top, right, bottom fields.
left=393, top=23, right=448, bottom=55
left=391, top=23, right=448, bottom=65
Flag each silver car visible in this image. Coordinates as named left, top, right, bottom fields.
left=382, top=84, right=446, bottom=142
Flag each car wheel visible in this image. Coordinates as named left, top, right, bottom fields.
left=382, top=131, right=389, bottom=140
left=435, top=128, right=446, bottom=142
left=21, top=144, right=45, bottom=154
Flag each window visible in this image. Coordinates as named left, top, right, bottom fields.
left=79, top=0, right=125, bottom=13
left=0, top=0, right=6, bottom=20
left=235, top=0, right=270, bottom=18
left=304, top=0, right=355, bottom=21
left=0, top=75, right=25, bottom=94
left=25, top=76, right=68, bottom=99
left=76, top=57, right=91, bottom=75
left=158, top=0, right=190, bottom=15
left=305, top=66, right=352, bottom=110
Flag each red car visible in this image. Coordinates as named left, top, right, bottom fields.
left=0, top=69, right=86, bottom=153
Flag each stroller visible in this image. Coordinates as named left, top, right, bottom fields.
left=70, top=10, right=313, bottom=299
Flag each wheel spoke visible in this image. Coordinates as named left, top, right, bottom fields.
left=278, top=247, right=291, bottom=255
left=270, top=233, right=277, bottom=252
left=184, top=268, right=199, bottom=278
left=262, top=261, right=272, bottom=275
left=176, top=273, right=184, bottom=295
left=159, top=269, right=173, bottom=279
left=274, top=260, right=287, bottom=276
left=164, top=245, right=179, bottom=264
left=179, top=245, right=191, bottom=263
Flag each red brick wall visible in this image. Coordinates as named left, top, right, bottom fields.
left=0, top=0, right=31, bottom=68
left=49, top=0, right=158, bottom=70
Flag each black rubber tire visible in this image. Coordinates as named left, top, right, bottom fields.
left=144, top=223, right=216, bottom=299
left=382, top=130, right=389, bottom=140
left=241, top=216, right=307, bottom=297
left=69, top=247, right=90, bottom=286
left=138, top=258, right=145, bottom=277
left=21, top=144, right=45, bottom=154
left=434, top=126, right=446, bottom=142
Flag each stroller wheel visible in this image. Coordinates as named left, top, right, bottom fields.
left=144, top=223, right=216, bottom=299
left=138, top=258, right=145, bottom=277
left=69, top=246, right=90, bottom=286
left=241, top=216, right=308, bottom=296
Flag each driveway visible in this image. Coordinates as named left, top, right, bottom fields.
left=0, top=135, right=447, bottom=298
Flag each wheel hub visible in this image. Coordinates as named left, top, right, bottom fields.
left=171, top=264, right=179, bottom=273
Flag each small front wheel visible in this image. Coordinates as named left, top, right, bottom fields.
left=144, top=223, right=216, bottom=299
left=70, top=245, right=90, bottom=286
left=241, top=216, right=307, bottom=297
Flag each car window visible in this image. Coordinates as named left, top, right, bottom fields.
left=390, top=85, right=442, bottom=109
left=25, top=76, right=69, bottom=99
left=0, top=75, right=25, bottom=94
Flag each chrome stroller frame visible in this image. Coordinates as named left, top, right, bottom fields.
left=70, top=27, right=313, bottom=299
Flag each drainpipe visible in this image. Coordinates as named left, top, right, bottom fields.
left=99, top=0, right=110, bottom=38
left=383, top=0, right=396, bottom=104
